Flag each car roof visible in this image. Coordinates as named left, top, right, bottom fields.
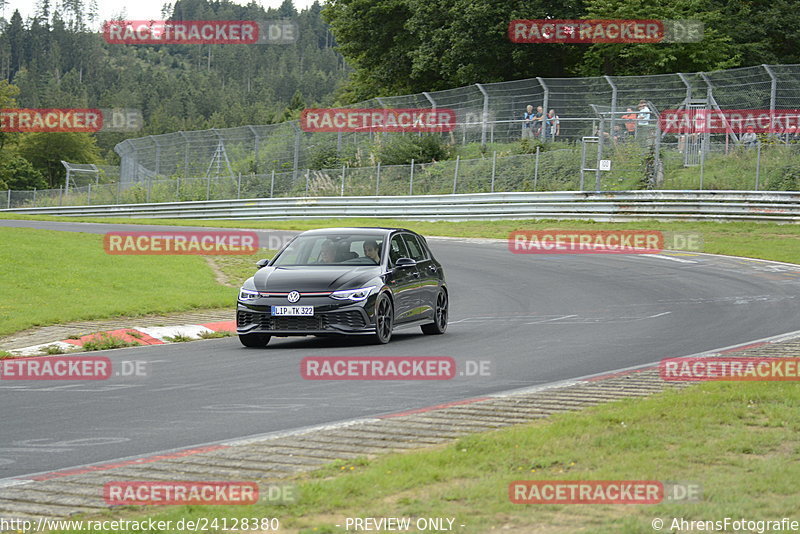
left=299, top=227, right=415, bottom=236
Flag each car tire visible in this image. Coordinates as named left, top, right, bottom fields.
left=239, top=333, right=271, bottom=347
left=421, top=289, right=448, bottom=335
left=372, top=293, right=394, bottom=344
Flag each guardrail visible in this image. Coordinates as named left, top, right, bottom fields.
left=2, top=191, right=800, bottom=223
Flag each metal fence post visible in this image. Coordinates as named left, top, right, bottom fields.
left=409, top=159, right=415, bottom=195
left=490, top=151, right=496, bottom=192
left=87, top=183, right=92, bottom=205
left=176, top=177, right=180, bottom=201
left=32, top=188, right=36, bottom=207
left=292, top=122, right=302, bottom=183
left=604, top=75, right=617, bottom=140
left=537, top=77, right=549, bottom=121
left=237, top=172, right=242, bottom=199
left=147, top=178, right=152, bottom=203
left=7, top=188, right=11, bottom=209
left=475, top=83, right=489, bottom=148
left=595, top=117, right=605, bottom=191
left=755, top=142, right=762, bottom=190
left=699, top=140, right=706, bottom=190
left=206, top=173, right=211, bottom=200
left=58, top=186, right=63, bottom=206
left=270, top=170, right=275, bottom=198
left=453, top=155, right=460, bottom=194
left=305, top=169, right=310, bottom=195
left=376, top=162, right=381, bottom=195
left=763, top=64, right=777, bottom=114
left=247, top=126, right=259, bottom=174
left=534, top=147, right=540, bottom=191
left=341, top=165, right=346, bottom=196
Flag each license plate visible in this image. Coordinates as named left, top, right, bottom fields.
left=271, top=306, right=314, bottom=316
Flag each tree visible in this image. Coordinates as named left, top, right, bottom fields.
left=576, top=0, right=740, bottom=75
left=16, top=132, right=102, bottom=187
left=323, top=0, right=586, bottom=99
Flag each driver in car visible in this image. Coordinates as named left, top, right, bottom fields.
left=363, top=240, right=381, bottom=263
left=320, top=240, right=337, bottom=263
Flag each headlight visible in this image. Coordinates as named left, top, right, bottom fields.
left=239, top=288, right=260, bottom=301
left=330, top=286, right=376, bottom=301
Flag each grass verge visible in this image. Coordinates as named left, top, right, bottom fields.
left=0, top=227, right=248, bottom=337
left=3, top=215, right=800, bottom=264
left=51, top=380, right=800, bottom=533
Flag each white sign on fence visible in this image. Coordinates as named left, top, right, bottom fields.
left=599, top=159, right=612, bottom=171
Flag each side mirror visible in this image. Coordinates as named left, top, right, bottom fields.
left=256, top=258, right=270, bottom=269
left=394, top=257, right=417, bottom=268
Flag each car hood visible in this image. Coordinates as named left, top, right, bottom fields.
left=252, top=265, right=381, bottom=292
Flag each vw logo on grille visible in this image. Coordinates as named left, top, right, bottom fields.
left=287, top=291, right=301, bottom=303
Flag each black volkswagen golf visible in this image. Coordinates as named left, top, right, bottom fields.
left=236, top=227, right=448, bottom=347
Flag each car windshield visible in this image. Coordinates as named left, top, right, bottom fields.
left=271, top=234, right=385, bottom=266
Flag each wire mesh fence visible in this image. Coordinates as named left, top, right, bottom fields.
left=6, top=140, right=800, bottom=209
left=4, top=64, right=800, bottom=207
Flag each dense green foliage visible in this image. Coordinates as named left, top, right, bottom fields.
left=323, top=0, right=800, bottom=99
left=0, top=0, right=347, bottom=182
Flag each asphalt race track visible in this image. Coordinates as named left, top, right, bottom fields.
left=2, top=219, right=800, bottom=480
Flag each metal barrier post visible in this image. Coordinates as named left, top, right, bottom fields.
left=88, top=183, right=92, bottom=205
left=376, top=162, right=381, bottom=195
left=270, top=170, right=275, bottom=198
left=237, top=172, right=242, bottom=199
left=534, top=147, right=540, bottom=191
left=453, top=155, right=460, bottom=194
left=409, top=159, right=415, bottom=195
left=755, top=142, right=762, bottom=190
left=341, top=165, right=346, bottom=196
left=490, top=151, right=496, bottom=192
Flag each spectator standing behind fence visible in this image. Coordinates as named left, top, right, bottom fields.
left=533, top=105, right=545, bottom=138
left=522, top=105, right=536, bottom=138
left=622, top=107, right=637, bottom=137
left=636, top=100, right=652, bottom=139
left=741, top=126, right=758, bottom=149
left=545, top=109, right=560, bottom=140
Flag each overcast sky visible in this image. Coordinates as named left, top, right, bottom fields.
left=1, top=0, right=319, bottom=28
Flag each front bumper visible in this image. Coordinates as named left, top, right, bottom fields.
left=236, top=296, right=375, bottom=336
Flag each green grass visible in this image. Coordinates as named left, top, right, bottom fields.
left=198, top=329, right=233, bottom=339
left=48, top=381, right=800, bottom=533
left=0, top=350, right=13, bottom=358
left=39, top=344, right=68, bottom=355
left=4, top=215, right=800, bottom=264
left=0, top=227, right=237, bottom=337
left=163, top=333, right=193, bottom=343
left=81, top=333, right=141, bottom=351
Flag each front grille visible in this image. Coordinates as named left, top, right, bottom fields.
left=270, top=316, right=324, bottom=330
left=325, top=310, right=367, bottom=328
left=237, top=311, right=255, bottom=327
left=238, top=309, right=367, bottom=331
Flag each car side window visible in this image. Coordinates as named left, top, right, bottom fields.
left=388, top=235, right=409, bottom=267
left=401, top=234, right=427, bottom=261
